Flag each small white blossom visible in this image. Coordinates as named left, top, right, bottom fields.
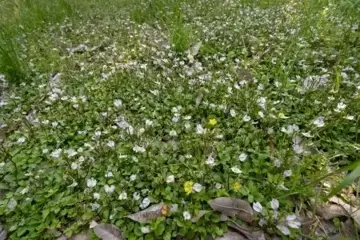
left=301, top=131, right=313, bottom=138
left=238, top=153, right=248, bottom=162
left=196, top=124, right=205, bottom=134
left=284, top=170, right=292, bottom=177
left=87, top=178, right=97, bottom=188
left=0, top=162, right=5, bottom=167
left=130, top=174, right=137, bottom=181
left=230, top=109, right=237, bottom=117
left=106, top=140, right=115, bottom=148
left=17, top=137, right=26, bottom=144
left=140, top=197, right=151, bottom=209
left=257, top=97, right=267, bottom=109
left=259, top=219, right=266, bottom=227
left=90, top=203, right=100, bottom=211
left=166, top=175, right=175, bottom=183
left=105, top=171, right=113, bottom=178
left=344, top=115, right=355, bottom=120
left=104, top=185, right=115, bottom=194
left=118, top=192, right=127, bottom=200
left=114, top=99, right=122, bottom=108
left=206, top=154, right=215, bottom=166
left=183, top=115, right=192, bottom=120
left=141, top=226, right=150, bottom=234
left=231, top=166, right=242, bottom=174
left=270, top=199, right=279, bottom=210
left=93, top=193, right=100, bottom=200
left=193, top=183, right=203, bottom=192
left=133, top=145, right=146, bottom=153
left=50, top=149, right=62, bottom=159
left=68, top=181, right=78, bottom=188
left=183, top=211, right=192, bottom=220
left=243, top=115, right=251, bottom=122
left=66, top=149, right=77, bottom=157
left=133, top=192, right=140, bottom=200
left=313, top=117, right=325, bottom=127
left=20, top=188, right=29, bottom=195
left=215, top=183, right=222, bottom=189
left=145, top=119, right=153, bottom=126
left=71, top=162, right=79, bottom=170
left=258, top=111, right=264, bottom=118
left=169, top=130, right=177, bottom=137
left=274, top=158, right=281, bottom=167
left=334, top=102, right=346, bottom=112
left=286, top=215, right=301, bottom=229
left=277, top=225, right=290, bottom=235
left=253, top=202, right=263, bottom=213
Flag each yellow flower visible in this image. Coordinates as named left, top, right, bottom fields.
left=233, top=182, right=241, bottom=192
left=208, top=118, right=217, bottom=126
left=184, top=181, right=194, bottom=195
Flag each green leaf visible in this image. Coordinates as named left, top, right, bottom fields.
left=154, top=222, right=165, bottom=236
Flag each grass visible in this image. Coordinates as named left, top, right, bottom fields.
left=0, top=0, right=360, bottom=239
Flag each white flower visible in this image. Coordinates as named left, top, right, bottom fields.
left=292, top=144, right=304, bottom=154
left=105, top=171, right=113, bottom=178
left=196, top=124, right=205, bottom=134
left=0, top=162, right=5, bottom=167
left=274, top=158, right=281, bottom=167
left=140, top=197, right=151, bottom=209
left=133, top=192, right=140, bottom=200
left=253, top=202, right=263, bottom=213
left=17, top=137, right=26, bottom=144
left=206, top=155, right=215, bottom=166
left=258, top=111, right=264, bottom=118
left=50, top=149, right=62, bottom=159
left=141, top=226, right=150, bottom=234
left=286, top=215, right=301, bottom=228
left=66, top=149, right=77, bottom=157
left=184, top=122, right=191, bottom=129
left=270, top=199, right=279, bottom=210
left=238, top=153, right=248, bottom=162
left=215, top=183, right=222, bottom=189
left=7, top=198, right=17, bottom=210
left=183, top=115, right=192, bottom=120
left=42, top=149, right=49, bottom=154
left=79, top=156, right=85, bottom=162
left=193, top=183, right=203, bottom=192
left=71, top=162, right=79, bottom=170
left=169, top=130, right=177, bottom=137
left=133, top=145, right=146, bottom=153
left=87, top=178, right=97, bottom=188
left=281, top=124, right=299, bottom=135
left=93, top=193, right=100, bottom=200
left=20, top=188, right=29, bottom=194
left=114, top=99, right=122, bottom=108
left=166, top=175, right=175, bottom=183
left=118, top=192, right=127, bottom=200
left=106, top=140, right=115, bottom=148
left=301, top=131, right=313, bottom=138
left=95, top=131, right=102, bottom=138
left=277, top=225, right=290, bottom=235
left=344, top=115, right=355, bottom=120
left=259, top=219, right=266, bottom=227
left=284, top=170, right=292, bottom=177
left=130, top=174, right=137, bottom=181
left=334, top=102, right=346, bottom=112
left=313, top=117, right=325, bottom=127
left=138, top=128, right=145, bottom=135
left=145, top=119, right=153, bottom=126
left=90, top=203, right=100, bottom=211
left=231, top=166, right=242, bottom=174
left=183, top=211, right=192, bottom=220
left=243, top=115, right=251, bottom=122
left=230, top=109, right=237, bottom=117
left=68, top=181, right=78, bottom=188
left=257, top=97, right=267, bottom=109
left=104, top=185, right=115, bottom=194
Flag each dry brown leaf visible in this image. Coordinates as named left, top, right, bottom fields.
left=69, top=232, right=90, bottom=240
left=229, top=224, right=266, bottom=240
left=208, top=197, right=254, bottom=223
left=93, top=224, right=123, bottom=240
left=329, top=196, right=360, bottom=225
left=127, top=203, right=177, bottom=223
left=214, top=230, right=247, bottom=240
left=316, top=204, right=348, bottom=220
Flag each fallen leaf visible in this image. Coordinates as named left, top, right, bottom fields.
left=93, top=224, right=123, bottom=240
left=329, top=196, right=360, bottom=225
left=208, top=197, right=254, bottom=223
left=127, top=203, right=177, bottom=223
left=229, top=224, right=266, bottom=240
left=191, top=210, right=210, bottom=222
left=69, top=232, right=90, bottom=240
left=316, top=204, right=348, bottom=220
left=215, top=230, right=247, bottom=240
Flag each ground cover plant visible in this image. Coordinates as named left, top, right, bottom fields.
left=0, top=0, right=360, bottom=239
